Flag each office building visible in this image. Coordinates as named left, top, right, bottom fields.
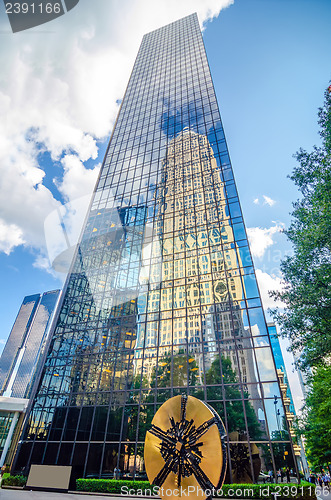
left=0, top=290, right=60, bottom=468
left=0, top=294, right=40, bottom=395
left=268, top=323, right=309, bottom=477
left=268, top=324, right=296, bottom=413
left=14, top=14, right=297, bottom=483
left=0, top=290, right=61, bottom=399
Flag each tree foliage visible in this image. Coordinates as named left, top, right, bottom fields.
left=271, top=85, right=331, bottom=370
left=202, top=356, right=263, bottom=440
left=295, top=366, right=331, bottom=470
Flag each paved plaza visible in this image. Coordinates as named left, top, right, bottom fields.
left=0, top=491, right=132, bottom=500
left=0, top=490, right=132, bottom=500
left=0, top=488, right=330, bottom=500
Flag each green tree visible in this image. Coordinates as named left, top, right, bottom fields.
left=271, top=84, right=331, bottom=371
left=271, top=431, right=295, bottom=471
left=156, top=351, right=199, bottom=388
left=204, top=356, right=263, bottom=440
left=295, top=366, right=331, bottom=470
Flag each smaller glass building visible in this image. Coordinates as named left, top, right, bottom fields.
left=267, top=323, right=309, bottom=477
left=268, top=324, right=295, bottom=413
left=0, top=290, right=60, bottom=399
left=0, top=291, right=60, bottom=468
left=0, top=294, right=40, bottom=394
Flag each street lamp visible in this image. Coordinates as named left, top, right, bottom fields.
left=274, top=395, right=282, bottom=439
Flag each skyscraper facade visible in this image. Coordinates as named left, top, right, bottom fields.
left=0, top=290, right=60, bottom=468
left=14, top=14, right=297, bottom=482
left=268, top=323, right=308, bottom=477
left=0, top=291, right=61, bottom=399
left=268, top=324, right=296, bottom=414
left=0, top=294, right=40, bottom=394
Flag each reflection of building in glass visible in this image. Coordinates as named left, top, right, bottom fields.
left=14, top=14, right=297, bottom=483
left=135, top=129, right=260, bottom=402
left=268, top=323, right=309, bottom=477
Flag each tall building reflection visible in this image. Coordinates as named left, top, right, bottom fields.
left=134, top=129, right=260, bottom=398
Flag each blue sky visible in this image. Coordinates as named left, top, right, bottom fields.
left=0, top=0, right=330, bottom=410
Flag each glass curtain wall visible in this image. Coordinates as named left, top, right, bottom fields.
left=0, top=294, right=40, bottom=395
left=10, top=290, right=60, bottom=399
left=14, top=13, right=297, bottom=483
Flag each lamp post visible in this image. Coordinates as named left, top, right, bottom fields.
left=274, top=395, right=282, bottom=438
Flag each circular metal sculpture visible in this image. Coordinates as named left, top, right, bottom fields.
left=144, top=394, right=227, bottom=500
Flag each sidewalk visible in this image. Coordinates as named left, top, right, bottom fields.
left=317, top=488, right=331, bottom=500
left=1, top=487, right=329, bottom=500
left=0, top=490, right=133, bottom=500
left=0, top=491, right=138, bottom=500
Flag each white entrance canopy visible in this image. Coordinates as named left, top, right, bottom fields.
left=0, top=396, right=28, bottom=412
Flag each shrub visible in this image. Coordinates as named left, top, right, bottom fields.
left=216, top=483, right=316, bottom=499
left=76, top=478, right=155, bottom=494
left=1, top=475, right=27, bottom=487
left=76, top=478, right=316, bottom=499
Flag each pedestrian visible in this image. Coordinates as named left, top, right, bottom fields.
left=0, top=464, right=9, bottom=478
left=286, top=467, right=291, bottom=483
left=323, top=473, right=330, bottom=490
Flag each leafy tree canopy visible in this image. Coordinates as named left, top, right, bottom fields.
left=271, top=85, right=331, bottom=371
left=295, top=366, right=331, bottom=470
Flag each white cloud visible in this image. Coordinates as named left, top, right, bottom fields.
left=263, top=195, right=276, bottom=206
left=0, top=219, right=25, bottom=255
left=253, top=195, right=276, bottom=207
left=32, top=254, right=63, bottom=280
left=0, top=0, right=233, bottom=262
left=255, top=268, right=285, bottom=310
left=43, top=194, right=96, bottom=274
left=0, top=339, right=6, bottom=357
left=247, top=222, right=284, bottom=258
left=56, top=155, right=101, bottom=203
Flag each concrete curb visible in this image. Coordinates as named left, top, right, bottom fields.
left=69, top=494, right=159, bottom=498
left=1, top=485, right=24, bottom=490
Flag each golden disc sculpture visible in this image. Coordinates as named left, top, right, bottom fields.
left=144, top=395, right=227, bottom=500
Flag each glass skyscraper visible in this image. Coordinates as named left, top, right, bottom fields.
left=0, top=290, right=61, bottom=399
left=268, top=324, right=295, bottom=414
left=14, top=14, right=297, bottom=483
left=0, top=294, right=40, bottom=394
left=268, top=323, right=309, bottom=477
